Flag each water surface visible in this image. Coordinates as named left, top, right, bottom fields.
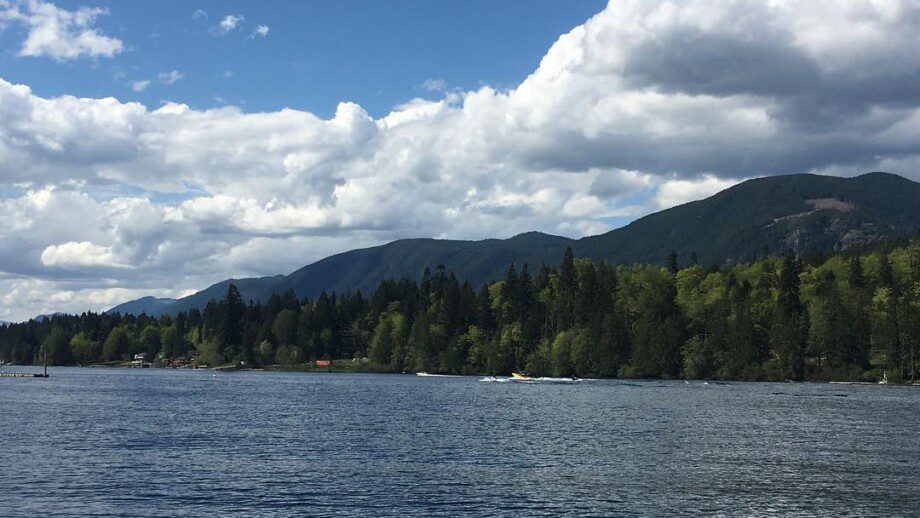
left=1, top=367, right=918, bottom=516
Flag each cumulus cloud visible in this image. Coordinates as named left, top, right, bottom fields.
left=250, top=24, right=269, bottom=38
left=40, top=241, right=125, bottom=268
left=0, top=0, right=123, bottom=60
left=218, top=13, right=243, bottom=33
left=655, top=175, right=743, bottom=209
left=2, top=0, right=920, bottom=320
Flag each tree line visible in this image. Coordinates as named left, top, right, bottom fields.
left=2, top=242, right=919, bottom=382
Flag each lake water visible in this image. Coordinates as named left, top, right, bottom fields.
left=1, top=367, right=918, bottom=516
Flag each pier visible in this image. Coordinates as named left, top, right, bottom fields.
left=0, top=372, right=49, bottom=378
left=0, top=359, right=49, bottom=377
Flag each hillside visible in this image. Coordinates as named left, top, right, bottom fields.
left=158, top=233, right=570, bottom=315
left=162, top=276, right=285, bottom=315
left=272, top=232, right=572, bottom=299
left=106, top=297, right=178, bottom=316
left=116, top=172, right=920, bottom=316
left=574, top=172, right=920, bottom=265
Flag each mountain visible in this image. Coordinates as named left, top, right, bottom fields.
left=275, top=232, right=572, bottom=298
left=158, top=276, right=284, bottom=315
left=159, top=233, right=570, bottom=315
left=574, top=172, right=920, bottom=265
left=114, top=172, right=920, bottom=316
left=106, top=296, right=178, bottom=316
left=34, top=312, right=66, bottom=321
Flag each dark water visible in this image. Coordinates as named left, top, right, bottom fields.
left=1, top=368, right=918, bottom=517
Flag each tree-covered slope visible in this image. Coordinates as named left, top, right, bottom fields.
left=149, top=232, right=571, bottom=316
left=574, top=172, right=920, bottom=265
left=117, top=172, right=920, bottom=316
left=106, top=296, right=177, bottom=316
left=163, top=276, right=284, bottom=315
left=269, top=232, right=572, bottom=300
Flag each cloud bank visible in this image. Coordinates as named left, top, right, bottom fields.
left=2, top=0, right=920, bottom=321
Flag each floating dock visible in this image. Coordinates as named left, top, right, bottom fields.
left=0, top=372, right=49, bottom=378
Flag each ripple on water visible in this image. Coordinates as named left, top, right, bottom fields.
left=1, top=369, right=918, bottom=516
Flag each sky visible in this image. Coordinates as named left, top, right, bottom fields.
left=1, top=0, right=919, bottom=322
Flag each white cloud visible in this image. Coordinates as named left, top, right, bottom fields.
left=654, top=175, right=743, bottom=210
left=41, top=241, right=125, bottom=268
left=219, top=13, right=243, bottom=33
left=250, top=24, right=269, bottom=38
left=131, top=80, right=150, bottom=92
left=0, top=0, right=123, bottom=60
left=2, top=0, right=920, bottom=320
left=158, top=70, right=183, bottom=85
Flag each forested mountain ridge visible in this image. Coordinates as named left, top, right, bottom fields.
left=141, top=233, right=571, bottom=316
left=106, top=297, right=177, bottom=316
left=574, top=172, right=920, bottom=265
left=111, top=172, right=920, bottom=316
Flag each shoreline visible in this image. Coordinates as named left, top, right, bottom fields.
left=4, top=362, right=919, bottom=386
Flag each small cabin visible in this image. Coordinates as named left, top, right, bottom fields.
left=315, top=360, right=331, bottom=368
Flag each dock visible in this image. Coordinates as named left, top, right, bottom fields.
left=0, top=372, right=49, bottom=378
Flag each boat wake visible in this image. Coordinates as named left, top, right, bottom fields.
left=479, top=376, right=591, bottom=384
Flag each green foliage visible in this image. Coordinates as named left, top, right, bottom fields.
left=139, top=326, right=161, bottom=360
left=271, top=309, right=299, bottom=347
left=160, top=323, right=184, bottom=359
left=195, top=339, right=221, bottom=367
left=368, top=311, right=405, bottom=366
left=3, top=238, right=920, bottom=382
left=40, top=325, right=70, bottom=365
left=70, top=332, right=101, bottom=364
left=103, top=327, right=130, bottom=362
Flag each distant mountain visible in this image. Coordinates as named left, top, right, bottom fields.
left=106, top=296, right=178, bottom=316
left=35, top=312, right=66, bottom=321
left=113, top=172, right=920, bottom=316
left=160, top=232, right=570, bottom=315
left=159, top=276, right=285, bottom=315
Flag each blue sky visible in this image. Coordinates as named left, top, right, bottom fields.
left=1, top=0, right=606, bottom=117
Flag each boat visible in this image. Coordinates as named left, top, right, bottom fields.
left=510, top=372, right=533, bottom=381
left=879, top=373, right=889, bottom=385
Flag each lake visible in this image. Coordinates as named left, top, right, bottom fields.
left=1, top=367, right=918, bottom=516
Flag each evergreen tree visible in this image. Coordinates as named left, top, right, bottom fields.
left=139, top=326, right=162, bottom=360
left=103, top=327, right=130, bottom=362
left=666, top=251, right=679, bottom=273
left=40, top=325, right=71, bottom=365
left=218, top=284, right=246, bottom=361
left=770, top=251, right=808, bottom=380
